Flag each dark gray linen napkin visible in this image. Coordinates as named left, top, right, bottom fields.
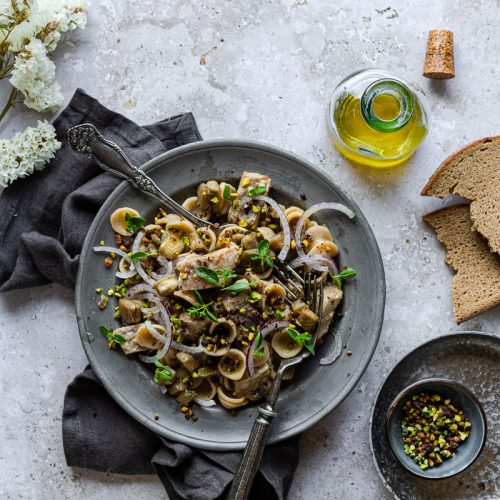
left=0, top=89, right=299, bottom=499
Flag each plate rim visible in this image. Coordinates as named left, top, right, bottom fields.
left=76, top=138, right=386, bottom=450
left=369, top=330, right=499, bottom=498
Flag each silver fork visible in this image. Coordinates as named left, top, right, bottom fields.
left=227, top=272, right=324, bottom=500
left=67, top=123, right=215, bottom=229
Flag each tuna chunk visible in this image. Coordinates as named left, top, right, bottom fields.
left=228, top=171, right=271, bottom=229
left=176, top=245, right=240, bottom=290
left=319, top=285, right=343, bottom=338
left=115, top=324, right=146, bottom=355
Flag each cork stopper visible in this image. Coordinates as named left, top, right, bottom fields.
left=423, top=30, right=455, bottom=79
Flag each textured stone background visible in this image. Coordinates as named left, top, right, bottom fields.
left=0, top=1, right=499, bottom=498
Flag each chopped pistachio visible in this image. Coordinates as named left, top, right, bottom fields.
left=238, top=220, right=248, bottom=228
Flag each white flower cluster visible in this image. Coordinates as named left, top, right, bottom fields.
left=4, top=0, right=87, bottom=113
left=0, top=120, right=61, bottom=186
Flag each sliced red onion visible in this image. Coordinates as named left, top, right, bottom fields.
left=151, top=255, right=173, bottom=280
left=295, top=202, right=355, bottom=257
left=116, top=269, right=137, bottom=279
left=194, top=398, right=216, bottom=407
left=126, top=283, right=157, bottom=298
left=289, top=254, right=339, bottom=275
left=132, top=230, right=156, bottom=286
left=139, top=306, right=173, bottom=363
left=319, top=333, right=343, bottom=365
left=145, top=320, right=167, bottom=344
left=255, top=195, right=291, bottom=262
left=171, top=342, right=204, bottom=354
left=246, top=342, right=255, bottom=377
left=260, top=321, right=289, bottom=337
left=93, top=246, right=133, bottom=263
left=141, top=305, right=160, bottom=315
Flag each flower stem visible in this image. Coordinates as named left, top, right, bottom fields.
left=0, top=85, right=18, bottom=123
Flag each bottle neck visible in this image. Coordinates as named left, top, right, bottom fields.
left=360, top=79, right=414, bottom=133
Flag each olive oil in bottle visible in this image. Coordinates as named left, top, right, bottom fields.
left=327, top=69, right=430, bottom=168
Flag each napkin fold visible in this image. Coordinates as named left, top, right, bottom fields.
left=0, top=89, right=299, bottom=499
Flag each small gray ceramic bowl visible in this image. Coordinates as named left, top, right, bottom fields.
left=385, top=378, right=487, bottom=480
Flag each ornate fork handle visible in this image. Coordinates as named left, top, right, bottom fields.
left=67, top=123, right=214, bottom=229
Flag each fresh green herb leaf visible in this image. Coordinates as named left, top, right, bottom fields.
left=170, top=316, right=182, bottom=328
left=255, top=331, right=263, bottom=350
left=257, top=239, right=270, bottom=257
left=216, top=268, right=238, bottom=284
left=154, top=359, right=174, bottom=384
left=223, top=184, right=232, bottom=200
left=130, top=251, right=150, bottom=264
left=99, top=325, right=113, bottom=338
left=187, top=291, right=219, bottom=323
left=113, top=333, right=126, bottom=344
left=125, top=212, right=146, bottom=234
left=265, top=256, right=274, bottom=268
left=329, top=267, right=357, bottom=289
left=287, top=328, right=315, bottom=355
left=247, top=185, right=267, bottom=197
left=223, top=278, right=250, bottom=294
left=195, top=266, right=219, bottom=285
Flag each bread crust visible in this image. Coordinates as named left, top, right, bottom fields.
left=423, top=204, right=500, bottom=323
left=420, top=135, right=500, bottom=196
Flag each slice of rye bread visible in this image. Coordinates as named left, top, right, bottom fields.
left=421, top=136, right=500, bottom=255
left=423, top=204, right=500, bottom=324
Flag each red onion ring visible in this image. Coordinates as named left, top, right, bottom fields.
left=254, top=195, right=291, bottom=262
left=289, top=254, right=339, bottom=275
left=139, top=305, right=173, bottom=363
left=116, top=269, right=136, bottom=279
left=171, top=342, right=204, bottom=354
left=152, top=255, right=173, bottom=280
left=132, top=230, right=156, bottom=286
left=295, top=202, right=355, bottom=257
left=125, top=283, right=157, bottom=298
left=93, top=246, right=134, bottom=264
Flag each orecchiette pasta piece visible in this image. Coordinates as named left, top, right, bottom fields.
left=196, top=227, right=217, bottom=252
left=204, top=319, right=237, bottom=357
left=182, top=196, right=210, bottom=220
left=269, top=232, right=284, bottom=252
left=261, top=283, right=286, bottom=311
left=159, top=230, right=185, bottom=259
left=241, top=232, right=259, bottom=250
left=110, top=207, right=141, bottom=236
left=304, top=225, right=333, bottom=243
left=308, top=240, right=339, bottom=259
left=217, top=386, right=248, bottom=409
left=271, top=329, right=303, bottom=358
left=135, top=323, right=165, bottom=349
left=212, top=181, right=235, bottom=216
left=144, top=223, right=162, bottom=233
left=216, top=225, right=248, bottom=248
left=195, top=378, right=217, bottom=400
left=284, top=206, right=304, bottom=226
left=218, top=349, right=247, bottom=380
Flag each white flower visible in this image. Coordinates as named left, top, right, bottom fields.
left=0, top=119, right=61, bottom=187
left=9, top=37, right=63, bottom=112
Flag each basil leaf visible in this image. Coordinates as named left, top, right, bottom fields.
left=195, top=266, right=219, bottom=285
left=130, top=251, right=150, bottom=264
left=250, top=254, right=260, bottom=261
left=257, top=239, right=270, bottom=257
left=330, top=267, right=357, bottom=289
left=223, top=278, right=250, bottom=294
left=247, top=185, right=267, bottom=197
left=154, top=359, right=164, bottom=368
left=99, top=325, right=112, bottom=338
left=193, top=290, right=204, bottom=303
left=113, top=333, right=126, bottom=344
left=223, top=184, right=232, bottom=200
left=125, top=212, right=146, bottom=234
left=254, top=331, right=263, bottom=350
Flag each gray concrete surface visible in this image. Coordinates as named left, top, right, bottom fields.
left=1, top=1, right=499, bottom=498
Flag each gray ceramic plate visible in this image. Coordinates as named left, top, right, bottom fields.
left=76, top=139, right=385, bottom=450
left=371, top=332, right=500, bottom=499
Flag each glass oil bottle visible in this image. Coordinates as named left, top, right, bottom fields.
left=327, top=69, right=430, bottom=168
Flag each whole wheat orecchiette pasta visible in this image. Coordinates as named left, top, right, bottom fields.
left=93, top=171, right=357, bottom=416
